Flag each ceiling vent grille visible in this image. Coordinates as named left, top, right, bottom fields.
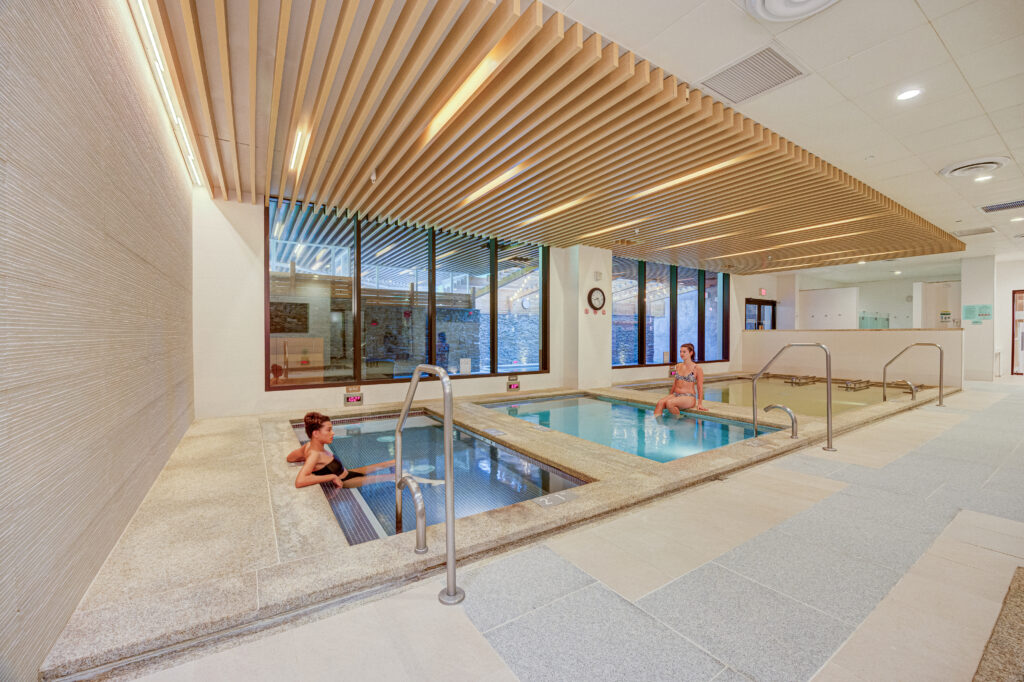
left=981, top=199, right=1024, bottom=213
left=701, top=47, right=803, bottom=103
left=952, top=226, right=996, bottom=237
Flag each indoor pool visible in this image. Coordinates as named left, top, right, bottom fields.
left=291, top=413, right=583, bottom=544
left=486, top=395, right=769, bottom=463
left=639, top=377, right=885, bottom=416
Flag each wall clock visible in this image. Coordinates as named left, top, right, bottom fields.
left=587, top=287, right=605, bottom=310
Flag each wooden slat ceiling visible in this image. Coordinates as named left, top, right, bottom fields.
left=152, top=0, right=964, bottom=274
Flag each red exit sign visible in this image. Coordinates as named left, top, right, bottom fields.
left=345, top=393, right=363, bottom=404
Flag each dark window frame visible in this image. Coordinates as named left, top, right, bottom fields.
left=264, top=207, right=550, bottom=390
left=611, top=258, right=730, bottom=369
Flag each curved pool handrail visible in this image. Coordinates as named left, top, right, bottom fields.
left=395, top=364, right=464, bottom=605
left=751, top=343, right=834, bottom=452
left=882, top=343, right=943, bottom=406
left=396, top=474, right=427, bottom=554
left=764, top=404, right=798, bottom=438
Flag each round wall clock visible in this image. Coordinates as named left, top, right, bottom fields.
left=587, top=287, right=606, bottom=310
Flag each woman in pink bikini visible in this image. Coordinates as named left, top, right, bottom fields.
left=654, top=343, right=707, bottom=417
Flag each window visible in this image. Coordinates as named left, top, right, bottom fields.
left=434, top=230, right=490, bottom=375
left=703, top=270, right=727, bottom=362
left=265, top=201, right=548, bottom=388
left=497, top=242, right=542, bottom=373
left=676, top=267, right=699, bottom=360
left=645, top=262, right=671, bottom=364
left=267, top=202, right=356, bottom=386
left=611, top=256, right=640, bottom=366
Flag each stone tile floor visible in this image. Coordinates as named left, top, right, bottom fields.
left=134, top=380, right=1024, bottom=681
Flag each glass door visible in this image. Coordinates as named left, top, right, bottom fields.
left=744, top=298, right=776, bottom=330
left=1014, top=290, right=1024, bottom=376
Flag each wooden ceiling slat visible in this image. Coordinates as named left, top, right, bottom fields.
left=301, top=0, right=396, bottom=212
left=214, top=0, right=242, bottom=201
left=163, top=0, right=964, bottom=272
left=178, top=0, right=227, bottom=198
left=272, top=0, right=327, bottom=217
left=146, top=0, right=213, bottom=191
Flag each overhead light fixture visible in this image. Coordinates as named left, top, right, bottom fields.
left=657, top=207, right=765, bottom=235
left=745, top=0, right=840, bottom=22
left=427, top=54, right=501, bottom=142
left=462, top=164, right=527, bottom=205
left=713, top=228, right=877, bottom=259
left=374, top=243, right=396, bottom=258
left=436, top=249, right=459, bottom=260
left=896, top=89, right=921, bottom=101
left=769, top=213, right=885, bottom=238
left=974, top=175, right=993, bottom=182
left=628, top=153, right=759, bottom=202
left=658, top=230, right=744, bottom=250
left=893, top=270, right=902, bottom=275
left=130, top=0, right=201, bottom=186
left=858, top=260, right=866, bottom=264
left=579, top=218, right=647, bottom=239
left=294, top=244, right=304, bottom=254
left=519, top=196, right=592, bottom=227
left=290, top=131, right=305, bottom=171
left=1010, top=217, right=1023, bottom=222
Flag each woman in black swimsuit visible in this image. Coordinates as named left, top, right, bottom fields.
left=654, top=343, right=707, bottom=417
left=291, top=412, right=394, bottom=489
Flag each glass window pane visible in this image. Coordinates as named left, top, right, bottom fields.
left=676, top=267, right=698, bottom=360
left=645, top=262, right=671, bottom=363
left=267, top=200, right=355, bottom=386
left=360, top=220, right=429, bottom=380
left=496, top=242, right=541, bottom=372
left=612, top=256, right=639, bottom=366
left=703, top=271, right=725, bottom=362
left=434, top=231, right=491, bottom=375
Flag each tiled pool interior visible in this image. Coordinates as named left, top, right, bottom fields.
left=637, top=377, right=886, bottom=416
left=486, top=395, right=771, bottom=463
left=291, top=412, right=584, bottom=544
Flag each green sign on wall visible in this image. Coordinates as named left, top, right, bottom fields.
left=963, top=304, right=993, bottom=321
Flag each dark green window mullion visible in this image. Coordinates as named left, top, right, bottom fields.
left=697, top=269, right=706, bottom=362
left=541, top=246, right=550, bottom=372
left=489, top=238, right=498, bottom=375
left=669, top=265, right=678, bottom=364
left=721, top=273, right=731, bottom=361
left=353, top=213, right=363, bottom=383
left=637, top=260, right=646, bottom=365
left=427, top=226, right=437, bottom=367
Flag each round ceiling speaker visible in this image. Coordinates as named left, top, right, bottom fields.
left=939, top=156, right=1009, bottom=178
left=745, top=0, right=842, bottom=22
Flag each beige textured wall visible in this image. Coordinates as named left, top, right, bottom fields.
left=0, top=1, right=194, bottom=679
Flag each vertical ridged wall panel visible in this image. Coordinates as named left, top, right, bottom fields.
left=0, top=1, right=194, bottom=679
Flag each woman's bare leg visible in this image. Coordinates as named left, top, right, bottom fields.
left=341, top=473, right=394, bottom=488
left=666, top=395, right=696, bottom=416
left=654, top=396, right=670, bottom=416
left=352, top=459, right=395, bottom=475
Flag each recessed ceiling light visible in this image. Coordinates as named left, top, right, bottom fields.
left=893, top=270, right=902, bottom=275
left=858, top=260, right=866, bottom=264
left=896, top=89, right=921, bottom=101
left=745, top=0, right=840, bottom=22
left=974, top=175, right=993, bottom=182
left=1011, top=217, right=1024, bottom=222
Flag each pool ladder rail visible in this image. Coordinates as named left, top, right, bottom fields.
left=752, top=343, right=835, bottom=451
left=764, top=404, right=798, bottom=438
left=394, top=364, right=465, bottom=605
left=882, top=343, right=944, bottom=406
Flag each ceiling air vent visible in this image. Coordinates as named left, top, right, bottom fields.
left=952, top=226, right=996, bottom=237
left=981, top=199, right=1024, bottom=213
left=939, top=156, right=1008, bottom=179
left=701, top=46, right=803, bottom=104
left=745, top=0, right=841, bottom=22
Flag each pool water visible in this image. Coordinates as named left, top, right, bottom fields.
left=292, top=413, right=582, bottom=543
left=641, top=378, right=884, bottom=416
left=487, top=395, right=768, bottom=463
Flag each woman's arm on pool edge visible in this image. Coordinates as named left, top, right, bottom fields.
left=696, top=365, right=707, bottom=410
left=294, top=454, right=343, bottom=489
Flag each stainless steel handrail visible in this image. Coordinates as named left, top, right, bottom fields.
left=751, top=343, right=835, bottom=451
left=764, top=404, right=798, bottom=438
left=882, top=343, right=944, bottom=406
left=395, top=364, right=464, bottom=605
left=396, top=475, right=427, bottom=554
left=899, top=379, right=918, bottom=401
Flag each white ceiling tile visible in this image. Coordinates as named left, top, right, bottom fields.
left=901, top=115, right=998, bottom=154
left=859, top=156, right=932, bottom=180
left=974, top=73, right=1024, bottom=112
left=918, top=134, right=1011, bottom=170
left=851, top=62, right=971, bottom=120
left=989, top=104, right=1024, bottom=133
left=644, top=1, right=773, bottom=83
left=736, top=74, right=846, bottom=122
left=818, top=24, right=949, bottom=99
left=915, top=0, right=977, bottom=20
left=547, top=0, right=577, bottom=11
left=931, top=0, right=1024, bottom=60
left=558, top=0, right=704, bottom=55
left=774, top=0, right=927, bottom=70
left=1001, top=126, right=1024, bottom=148
left=878, top=91, right=985, bottom=138
left=957, top=34, right=1024, bottom=89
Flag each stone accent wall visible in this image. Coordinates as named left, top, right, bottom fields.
left=0, top=2, right=194, bottom=678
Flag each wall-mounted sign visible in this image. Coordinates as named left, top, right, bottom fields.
left=345, top=393, right=363, bottom=405
left=759, top=288, right=767, bottom=296
left=506, top=376, right=520, bottom=392
left=963, top=304, right=994, bottom=321
left=345, top=385, right=361, bottom=393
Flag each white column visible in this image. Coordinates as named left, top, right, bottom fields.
left=960, top=255, right=996, bottom=381
left=561, top=245, right=612, bottom=389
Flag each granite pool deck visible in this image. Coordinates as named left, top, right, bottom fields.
left=41, top=381, right=955, bottom=680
